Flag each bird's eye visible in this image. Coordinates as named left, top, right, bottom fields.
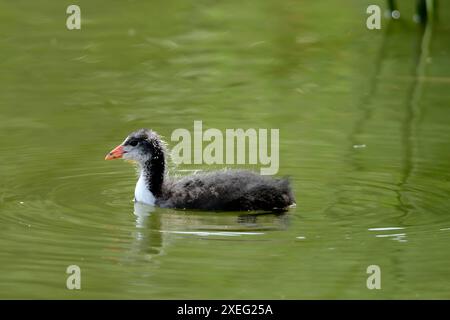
left=129, top=140, right=138, bottom=147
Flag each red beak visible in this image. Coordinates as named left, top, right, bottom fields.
left=105, top=145, right=124, bottom=160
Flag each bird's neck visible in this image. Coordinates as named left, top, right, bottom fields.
left=136, top=148, right=165, bottom=204
left=142, top=155, right=165, bottom=197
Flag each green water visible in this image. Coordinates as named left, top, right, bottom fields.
left=0, top=0, right=449, bottom=299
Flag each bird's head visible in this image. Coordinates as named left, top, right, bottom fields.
left=105, top=128, right=165, bottom=165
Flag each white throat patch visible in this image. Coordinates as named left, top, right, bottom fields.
left=134, top=172, right=155, bottom=205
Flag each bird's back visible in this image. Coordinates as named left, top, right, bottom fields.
left=158, top=169, right=295, bottom=211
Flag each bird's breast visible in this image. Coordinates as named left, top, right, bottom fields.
left=134, top=174, right=156, bottom=205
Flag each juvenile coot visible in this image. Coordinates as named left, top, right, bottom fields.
left=105, top=129, right=295, bottom=211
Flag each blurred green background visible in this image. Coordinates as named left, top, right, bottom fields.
left=0, top=0, right=449, bottom=298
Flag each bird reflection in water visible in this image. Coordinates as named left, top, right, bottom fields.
left=129, top=201, right=291, bottom=261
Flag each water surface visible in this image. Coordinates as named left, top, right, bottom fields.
left=0, top=0, right=449, bottom=299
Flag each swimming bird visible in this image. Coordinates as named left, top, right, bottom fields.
left=105, top=129, right=295, bottom=211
